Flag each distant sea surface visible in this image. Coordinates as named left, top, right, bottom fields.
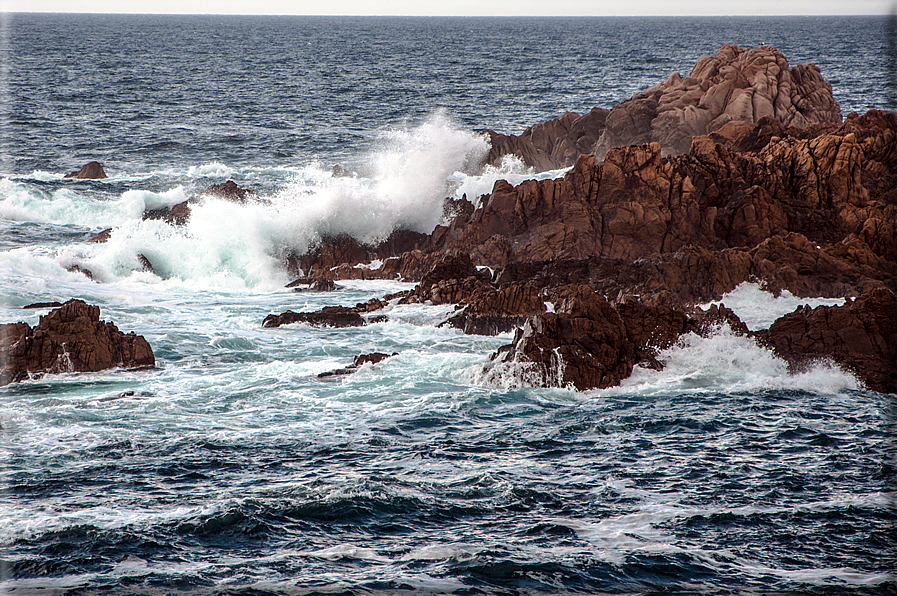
left=1, top=14, right=895, bottom=595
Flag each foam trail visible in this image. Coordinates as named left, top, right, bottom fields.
left=0, top=178, right=185, bottom=227
left=705, top=282, right=845, bottom=330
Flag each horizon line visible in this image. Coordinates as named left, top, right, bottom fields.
left=9, top=10, right=892, bottom=17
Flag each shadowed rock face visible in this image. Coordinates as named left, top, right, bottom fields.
left=757, top=288, right=897, bottom=394
left=483, top=108, right=609, bottom=171
left=0, top=299, right=155, bottom=385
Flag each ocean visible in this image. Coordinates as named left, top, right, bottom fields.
left=1, top=14, right=895, bottom=595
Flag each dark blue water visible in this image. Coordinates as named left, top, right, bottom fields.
left=1, top=14, right=895, bottom=595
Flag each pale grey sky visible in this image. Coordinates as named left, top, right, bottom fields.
left=7, top=0, right=895, bottom=15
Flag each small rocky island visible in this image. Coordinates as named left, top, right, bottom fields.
left=0, top=300, right=155, bottom=385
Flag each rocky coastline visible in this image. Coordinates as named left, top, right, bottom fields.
left=5, top=44, right=895, bottom=394
left=264, top=45, right=896, bottom=395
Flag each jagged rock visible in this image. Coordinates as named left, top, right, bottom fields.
left=595, top=44, right=842, bottom=157
left=23, top=302, right=63, bottom=309
left=64, top=161, right=107, bottom=179
left=490, top=286, right=750, bottom=391
left=66, top=264, right=95, bottom=280
left=143, top=199, right=193, bottom=225
left=433, top=110, right=897, bottom=299
left=484, top=108, right=609, bottom=170
left=201, top=180, right=255, bottom=201
left=756, top=288, right=897, bottom=394
left=142, top=181, right=255, bottom=226
left=318, top=352, right=398, bottom=378
left=444, top=283, right=546, bottom=335
left=287, top=277, right=337, bottom=292
left=0, top=299, right=155, bottom=385
left=262, top=297, right=387, bottom=329
left=290, top=230, right=431, bottom=280
left=402, top=253, right=491, bottom=305
left=262, top=306, right=365, bottom=329
left=136, top=254, right=154, bottom=274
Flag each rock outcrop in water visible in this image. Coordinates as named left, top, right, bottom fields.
left=64, top=161, right=107, bottom=179
left=269, top=43, right=895, bottom=394
left=0, top=299, right=155, bottom=385
left=262, top=298, right=387, bottom=329
left=278, top=108, right=897, bottom=393
left=488, top=286, right=747, bottom=390
left=757, top=288, right=897, bottom=394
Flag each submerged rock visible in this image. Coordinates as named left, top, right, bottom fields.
left=318, top=352, right=398, bottom=378
left=0, top=299, right=155, bottom=385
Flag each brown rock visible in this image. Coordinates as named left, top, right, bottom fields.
left=595, top=44, right=842, bottom=157
left=202, top=180, right=254, bottom=201
left=445, top=283, right=546, bottom=335
left=0, top=299, right=155, bottom=385
left=88, top=228, right=113, bottom=243
left=262, top=306, right=366, bottom=329
left=490, top=286, right=751, bottom=391
left=756, top=288, right=897, bottom=394
left=317, top=352, right=398, bottom=378
left=64, top=161, right=107, bottom=179
left=23, top=302, right=64, bottom=309
left=403, top=253, right=491, bottom=305
left=484, top=108, right=609, bottom=170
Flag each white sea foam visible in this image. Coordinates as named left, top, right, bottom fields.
left=704, top=282, right=845, bottom=330
left=448, top=153, right=569, bottom=207
left=612, top=323, right=859, bottom=396
left=0, top=114, right=506, bottom=290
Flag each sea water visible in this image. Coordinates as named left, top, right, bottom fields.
left=1, top=14, right=894, bottom=595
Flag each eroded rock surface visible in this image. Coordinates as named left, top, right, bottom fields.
left=0, top=299, right=155, bottom=385
left=757, top=288, right=897, bottom=394
left=489, top=286, right=747, bottom=390
left=594, top=44, right=841, bottom=157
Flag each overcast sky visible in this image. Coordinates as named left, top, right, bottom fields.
left=7, top=0, right=895, bottom=15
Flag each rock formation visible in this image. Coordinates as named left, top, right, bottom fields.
left=318, top=352, right=398, bottom=378
left=757, top=288, right=897, bottom=394
left=64, top=161, right=107, bottom=179
left=488, top=286, right=747, bottom=391
left=262, top=298, right=387, bottom=329
left=594, top=44, right=842, bottom=157
left=484, top=44, right=842, bottom=170
left=0, top=299, right=155, bottom=385
left=483, top=108, right=609, bottom=171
